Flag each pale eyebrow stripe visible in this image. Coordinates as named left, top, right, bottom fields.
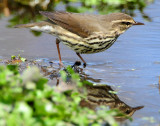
left=112, top=20, right=133, bottom=23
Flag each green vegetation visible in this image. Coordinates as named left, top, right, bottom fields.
left=0, top=65, right=119, bottom=126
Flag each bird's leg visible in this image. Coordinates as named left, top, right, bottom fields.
left=76, top=53, right=87, bottom=68
left=56, top=38, right=63, bottom=67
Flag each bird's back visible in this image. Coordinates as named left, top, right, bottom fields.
left=39, top=11, right=112, bottom=38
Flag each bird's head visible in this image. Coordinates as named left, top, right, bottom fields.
left=106, top=13, right=144, bottom=35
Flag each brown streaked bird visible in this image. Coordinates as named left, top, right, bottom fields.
left=15, top=11, right=144, bottom=67
left=80, top=85, right=144, bottom=121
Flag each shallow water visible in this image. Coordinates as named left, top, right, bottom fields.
left=0, top=0, right=160, bottom=125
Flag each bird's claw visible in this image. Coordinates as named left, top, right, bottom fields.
left=72, top=61, right=81, bottom=68
left=83, top=63, right=87, bottom=68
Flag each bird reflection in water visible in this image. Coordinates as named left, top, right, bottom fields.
left=42, top=61, right=144, bottom=121
left=80, top=85, right=144, bottom=121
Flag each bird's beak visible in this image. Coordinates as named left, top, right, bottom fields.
left=133, top=21, right=144, bottom=25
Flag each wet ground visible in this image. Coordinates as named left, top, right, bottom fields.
left=0, top=0, right=160, bottom=125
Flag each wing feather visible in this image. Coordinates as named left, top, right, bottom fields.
left=39, top=11, right=108, bottom=38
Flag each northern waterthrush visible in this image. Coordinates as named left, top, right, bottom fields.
left=15, top=11, right=144, bottom=67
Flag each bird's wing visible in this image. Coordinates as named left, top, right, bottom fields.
left=39, top=11, right=108, bottom=38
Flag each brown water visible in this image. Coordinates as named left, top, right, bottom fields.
left=0, top=1, right=160, bottom=125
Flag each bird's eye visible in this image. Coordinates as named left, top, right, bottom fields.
left=122, top=22, right=131, bottom=25
left=125, top=110, right=131, bottom=114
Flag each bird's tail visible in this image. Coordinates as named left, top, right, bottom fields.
left=14, top=21, right=57, bottom=34
left=14, top=23, right=37, bottom=28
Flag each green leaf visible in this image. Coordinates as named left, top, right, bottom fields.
left=7, top=65, right=19, bottom=75
left=36, top=78, right=48, bottom=90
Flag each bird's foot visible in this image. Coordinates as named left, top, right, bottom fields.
left=83, top=63, right=87, bottom=68
left=72, top=61, right=86, bottom=68
left=72, top=61, right=81, bottom=68
left=59, top=62, right=64, bottom=68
